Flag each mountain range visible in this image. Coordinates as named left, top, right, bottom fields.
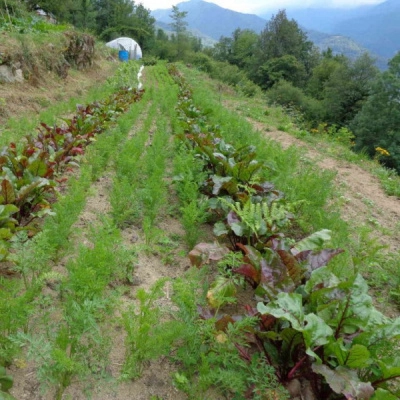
left=152, top=0, right=400, bottom=69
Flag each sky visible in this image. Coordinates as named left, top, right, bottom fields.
left=138, top=0, right=385, bottom=14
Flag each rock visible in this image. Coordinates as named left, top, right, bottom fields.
left=0, top=64, right=24, bottom=83
left=14, top=69, right=23, bottom=82
left=286, top=379, right=301, bottom=397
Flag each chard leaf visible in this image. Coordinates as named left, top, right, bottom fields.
left=257, top=293, right=304, bottom=330
left=308, top=273, right=385, bottom=334
left=296, top=248, right=344, bottom=274
left=303, top=313, right=334, bottom=349
left=213, top=221, right=228, bottom=237
left=292, top=229, right=332, bottom=255
left=230, top=222, right=245, bottom=236
left=348, top=274, right=376, bottom=329
left=258, top=251, right=296, bottom=299
left=372, top=388, right=398, bottom=399
left=1, top=180, right=16, bottom=204
left=238, top=244, right=262, bottom=266
left=258, top=293, right=333, bottom=356
left=325, top=340, right=373, bottom=369
left=277, top=249, right=304, bottom=284
left=354, top=318, right=400, bottom=350
left=281, top=328, right=304, bottom=353
left=27, top=159, right=48, bottom=177
left=0, top=204, right=19, bottom=216
left=213, top=152, right=227, bottom=161
left=345, top=344, right=371, bottom=368
left=227, top=210, right=240, bottom=226
left=325, top=338, right=348, bottom=366
left=233, top=263, right=260, bottom=284
left=189, top=242, right=230, bottom=267
left=304, top=267, right=341, bottom=293
left=207, top=276, right=237, bottom=308
left=16, top=180, right=42, bottom=205
left=211, top=175, right=232, bottom=195
left=375, top=360, right=400, bottom=380
left=312, top=364, right=374, bottom=399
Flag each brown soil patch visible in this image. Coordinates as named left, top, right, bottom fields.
left=225, top=100, right=400, bottom=255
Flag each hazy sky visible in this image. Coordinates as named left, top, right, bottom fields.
left=139, top=0, right=385, bottom=13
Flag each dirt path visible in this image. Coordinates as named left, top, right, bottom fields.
left=224, top=101, right=400, bottom=255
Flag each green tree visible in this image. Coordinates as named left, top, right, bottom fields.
left=230, top=29, right=258, bottom=70
left=169, top=5, right=189, bottom=59
left=249, top=9, right=316, bottom=89
left=169, top=5, right=187, bottom=35
left=212, top=36, right=233, bottom=63
left=257, top=54, right=307, bottom=89
left=322, top=52, right=378, bottom=126
left=70, top=0, right=96, bottom=30
left=26, top=0, right=77, bottom=22
left=94, top=0, right=154, bottom=45
left=307, top=49, right=347, bottom=100
left=351, top=52, right=400, bottom=172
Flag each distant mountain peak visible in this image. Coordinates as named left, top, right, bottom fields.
left=152, top=0, right=267, bottom=40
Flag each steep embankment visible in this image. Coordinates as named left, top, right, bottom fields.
left=0, top=29, right=115, bottom=130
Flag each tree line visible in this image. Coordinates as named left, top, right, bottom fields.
left=1, top=0, right=156, bottom=51
left=172, top=9, right=400, bottom=174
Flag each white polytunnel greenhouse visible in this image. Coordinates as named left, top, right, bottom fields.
left=105, top=37, right=143, bottom=60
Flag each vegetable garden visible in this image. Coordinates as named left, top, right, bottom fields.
left=0, top=61, right=399, bottom=400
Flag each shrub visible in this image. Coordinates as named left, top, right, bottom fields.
left=266, top=80, right=324, bottom=126
left=141, top=55, right=158, bottom=66
left=187, top=52, right=214, bottom=73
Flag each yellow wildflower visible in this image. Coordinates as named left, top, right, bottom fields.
left=375, top=147, right=390, bottom=156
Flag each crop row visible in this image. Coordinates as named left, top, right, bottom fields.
left=0, top=63, right=145, bottom=399
left=0, top=86, right=144, bottom=261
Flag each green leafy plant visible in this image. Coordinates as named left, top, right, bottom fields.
left=213, top=198, right=293, bottom=248
left=257, top=270, right=400, bottom=399
left=0, top=365, right=16, bottom=399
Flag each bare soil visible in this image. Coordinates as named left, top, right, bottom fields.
left=241, top=113, right=400, bottom=255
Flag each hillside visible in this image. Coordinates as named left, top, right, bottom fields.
left=280, top=5, right=374, bottom=34
left=0, top=27, right=117, bottom=129
left=152, top=0, right=384, bottom=64
left=334, top=0, right=400, bottom=59
left=152, top=0, right=266, bottom=39
left=270, top=0, right=399, bottom=63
